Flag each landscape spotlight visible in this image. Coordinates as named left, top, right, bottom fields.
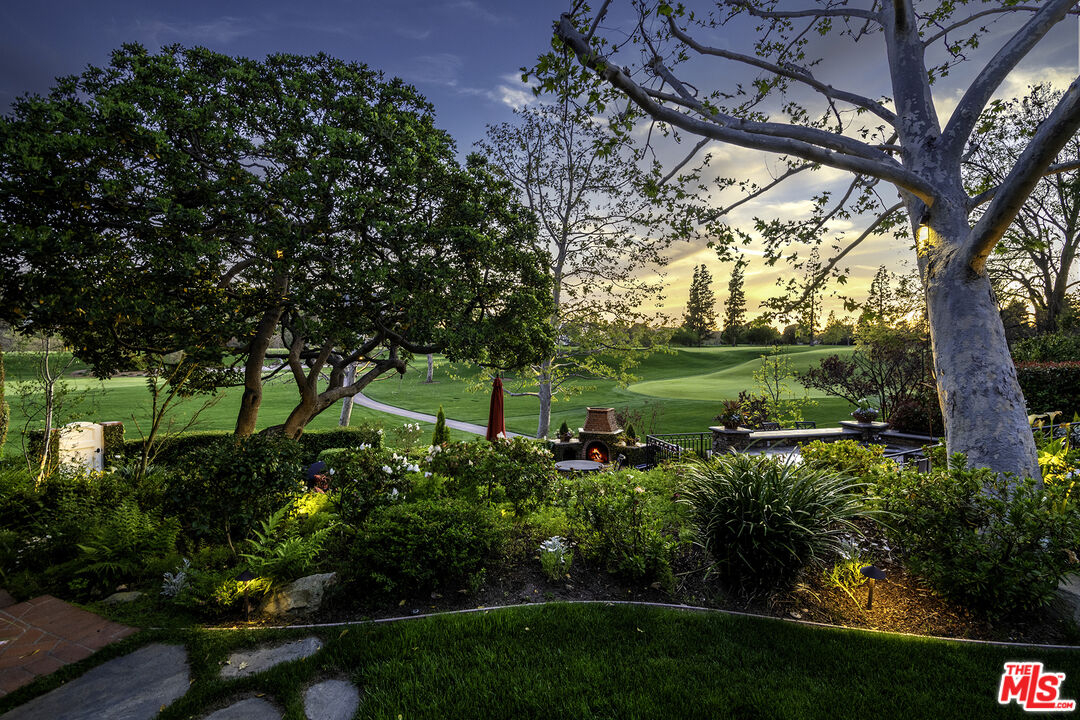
left=860, top=565, right=886, bottom=610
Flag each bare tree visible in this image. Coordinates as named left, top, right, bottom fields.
left=544, top=0, right=1080, bottom=478
left=478, top=98, right=677, bottom=438
left=967, top=84, right=1080, bottom=334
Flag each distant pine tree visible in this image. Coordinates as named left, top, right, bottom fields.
left=432, top=405, right=451, bottom=445
left=683, top=264, right=717, bottom=346
left=722, top=258, right=747, bottom=346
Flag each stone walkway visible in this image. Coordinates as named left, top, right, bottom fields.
left=1, top=633, right=362, bottom=720
left=352, top=392, right=523, bottom=438
left=0, top=593, right=135, bottom=696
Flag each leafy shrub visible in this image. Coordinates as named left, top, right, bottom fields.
left=886, top=393, right=944, bottom=436
left=562, top=469, right=682, bottom=582
left=875, top=455, right=1080, bottom=618
left=1016, top=361, right=1080, bottom=414
left=163, top=434, right=305, bottom=541
left=347, top=497, right=505, bottom=595
left=1013, top=332, right=1080, bottom=362
left=799, top=439, right=890, bottom=479
left=679, top=454, right=869, bottom=586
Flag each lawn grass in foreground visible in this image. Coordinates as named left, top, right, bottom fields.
left=6, top=603, right=1071, bottom=719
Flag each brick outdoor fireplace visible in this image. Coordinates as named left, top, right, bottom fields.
left=551, top=407, right=653, bottom=466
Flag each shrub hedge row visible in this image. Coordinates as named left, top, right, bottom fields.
left=1015, top=361, right=1080, bottom=414
left=120, top=424, right=383, bottom=465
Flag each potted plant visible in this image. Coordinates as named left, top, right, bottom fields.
left=623, top=423, right=638, bottom=445
left=715, top=399, right=744, bottom=430
left=557, top=421, right=573, bottom=442
left=851, top=397, right=880, bottom=423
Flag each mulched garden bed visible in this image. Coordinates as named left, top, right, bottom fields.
left=244, top=545, right=1080, bottom=646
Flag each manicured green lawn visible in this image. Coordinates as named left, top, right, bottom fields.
left=2, top=603, right=1072, bottom=719
left=368, top=345, right=856, bottom=438
left=2, top=345, right=856, bottom=455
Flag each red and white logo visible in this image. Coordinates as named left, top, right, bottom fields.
left=999, top=662, right=1075, bottom=712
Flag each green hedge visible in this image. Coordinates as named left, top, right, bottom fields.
left=1015, top=361, right=1080, bottom=414
left=122, top=424, right=383, bottom=466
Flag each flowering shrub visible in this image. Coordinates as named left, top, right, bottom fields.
left=425, top=438, right=556, bottom=512
left=329, top=445, right=420, bottom=525
left=391, top=422, right=424, bottom=452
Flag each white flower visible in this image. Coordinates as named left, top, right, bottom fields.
left=382, top=465, right=393, bottom=474
left=390, top=488, right=400, bottom=499
left=406, top=464, right=420, bottom=473
left=424, top=472, right=432, bottom=478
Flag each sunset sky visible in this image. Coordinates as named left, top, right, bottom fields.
left=2, top=1, right=1076, bottom=324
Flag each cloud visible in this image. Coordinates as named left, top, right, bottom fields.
left=446, top=1, right=508, bottom=25
left=395, top=26, right=432, bottom=41
left=131, top=17, right=254, bottom=47
left=401, top=53, right=464, bottom=87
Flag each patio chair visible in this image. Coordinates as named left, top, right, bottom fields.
left=794, top=421, right=816, bottom=429
left=759, top=421, right=781, bottom=431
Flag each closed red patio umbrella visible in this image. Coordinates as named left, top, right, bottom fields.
left=486, top=376, right=506, bottom=442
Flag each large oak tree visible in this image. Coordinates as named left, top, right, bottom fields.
left=1, top=45, right=554, bottom=438
left=544, top=0, right=1080, bottom=478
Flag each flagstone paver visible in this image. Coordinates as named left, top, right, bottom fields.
left=202, top=697, right=282, bottom=720
left=220, top=637, right=323, bottom=679
left=0, top=643, right=189, bottom=720
left=303, top=679, right=361, bottom=720
left=0, top=594, right=135, bottom=697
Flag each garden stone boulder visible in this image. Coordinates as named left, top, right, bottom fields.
left=261, top=573, right=337, bottom=617
left=102, top=590, right=144, bottom=605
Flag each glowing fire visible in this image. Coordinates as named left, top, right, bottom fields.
left=587, top=445, right=608, bottom=463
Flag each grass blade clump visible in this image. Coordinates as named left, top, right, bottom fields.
left=680, top=453, right=870, bottom=586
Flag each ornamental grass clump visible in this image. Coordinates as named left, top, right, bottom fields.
left=679, top=454, right=870, bottom=587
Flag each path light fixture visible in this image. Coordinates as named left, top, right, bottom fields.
left=236, top=569, right=256, bottom=622
left=860, top=565, right=886, bottom=610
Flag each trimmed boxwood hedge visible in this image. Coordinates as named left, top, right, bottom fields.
left=1015, top=361, right=1080, bottom=414
left=121, top=424, right=383, bottom=466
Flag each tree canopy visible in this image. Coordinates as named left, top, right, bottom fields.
left=1, top=45, right=554, bottom=436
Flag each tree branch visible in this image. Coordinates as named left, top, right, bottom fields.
left=556, top=14, right=936, bottom=203
left=967, top=78, right=1080, bottom=273
left=969, top=158, right=1080, bottom=210
left=667, top=16, right=897, bottom=125
left=721, top=0, right=878, bottom=22
left=940, top=0, right=1078, bottom=161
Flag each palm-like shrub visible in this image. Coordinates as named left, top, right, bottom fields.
left=679, top=454, right=869, bottom=585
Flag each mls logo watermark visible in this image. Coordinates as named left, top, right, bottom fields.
left=999, top=662, right=1076, bottom=712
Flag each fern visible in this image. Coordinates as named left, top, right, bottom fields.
left=240, top=501, right=334, bottom=582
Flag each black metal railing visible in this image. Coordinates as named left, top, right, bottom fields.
left=646, top=432, right=711, bottom=461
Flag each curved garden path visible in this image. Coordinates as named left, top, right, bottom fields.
left=351, top=392, right=524, bottom=439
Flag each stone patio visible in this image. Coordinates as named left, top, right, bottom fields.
left=0, top=593, right=135, bottom=697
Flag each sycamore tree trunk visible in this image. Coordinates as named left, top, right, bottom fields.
left=338, top=362, right=356, bottom=426
left=235, top=275, right=289, bottom=436
left=537, top=358, right=553, bottom=439
left=919, top=206, right=1039, bottom=480
left=425, top=354, right=434, bottom=383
